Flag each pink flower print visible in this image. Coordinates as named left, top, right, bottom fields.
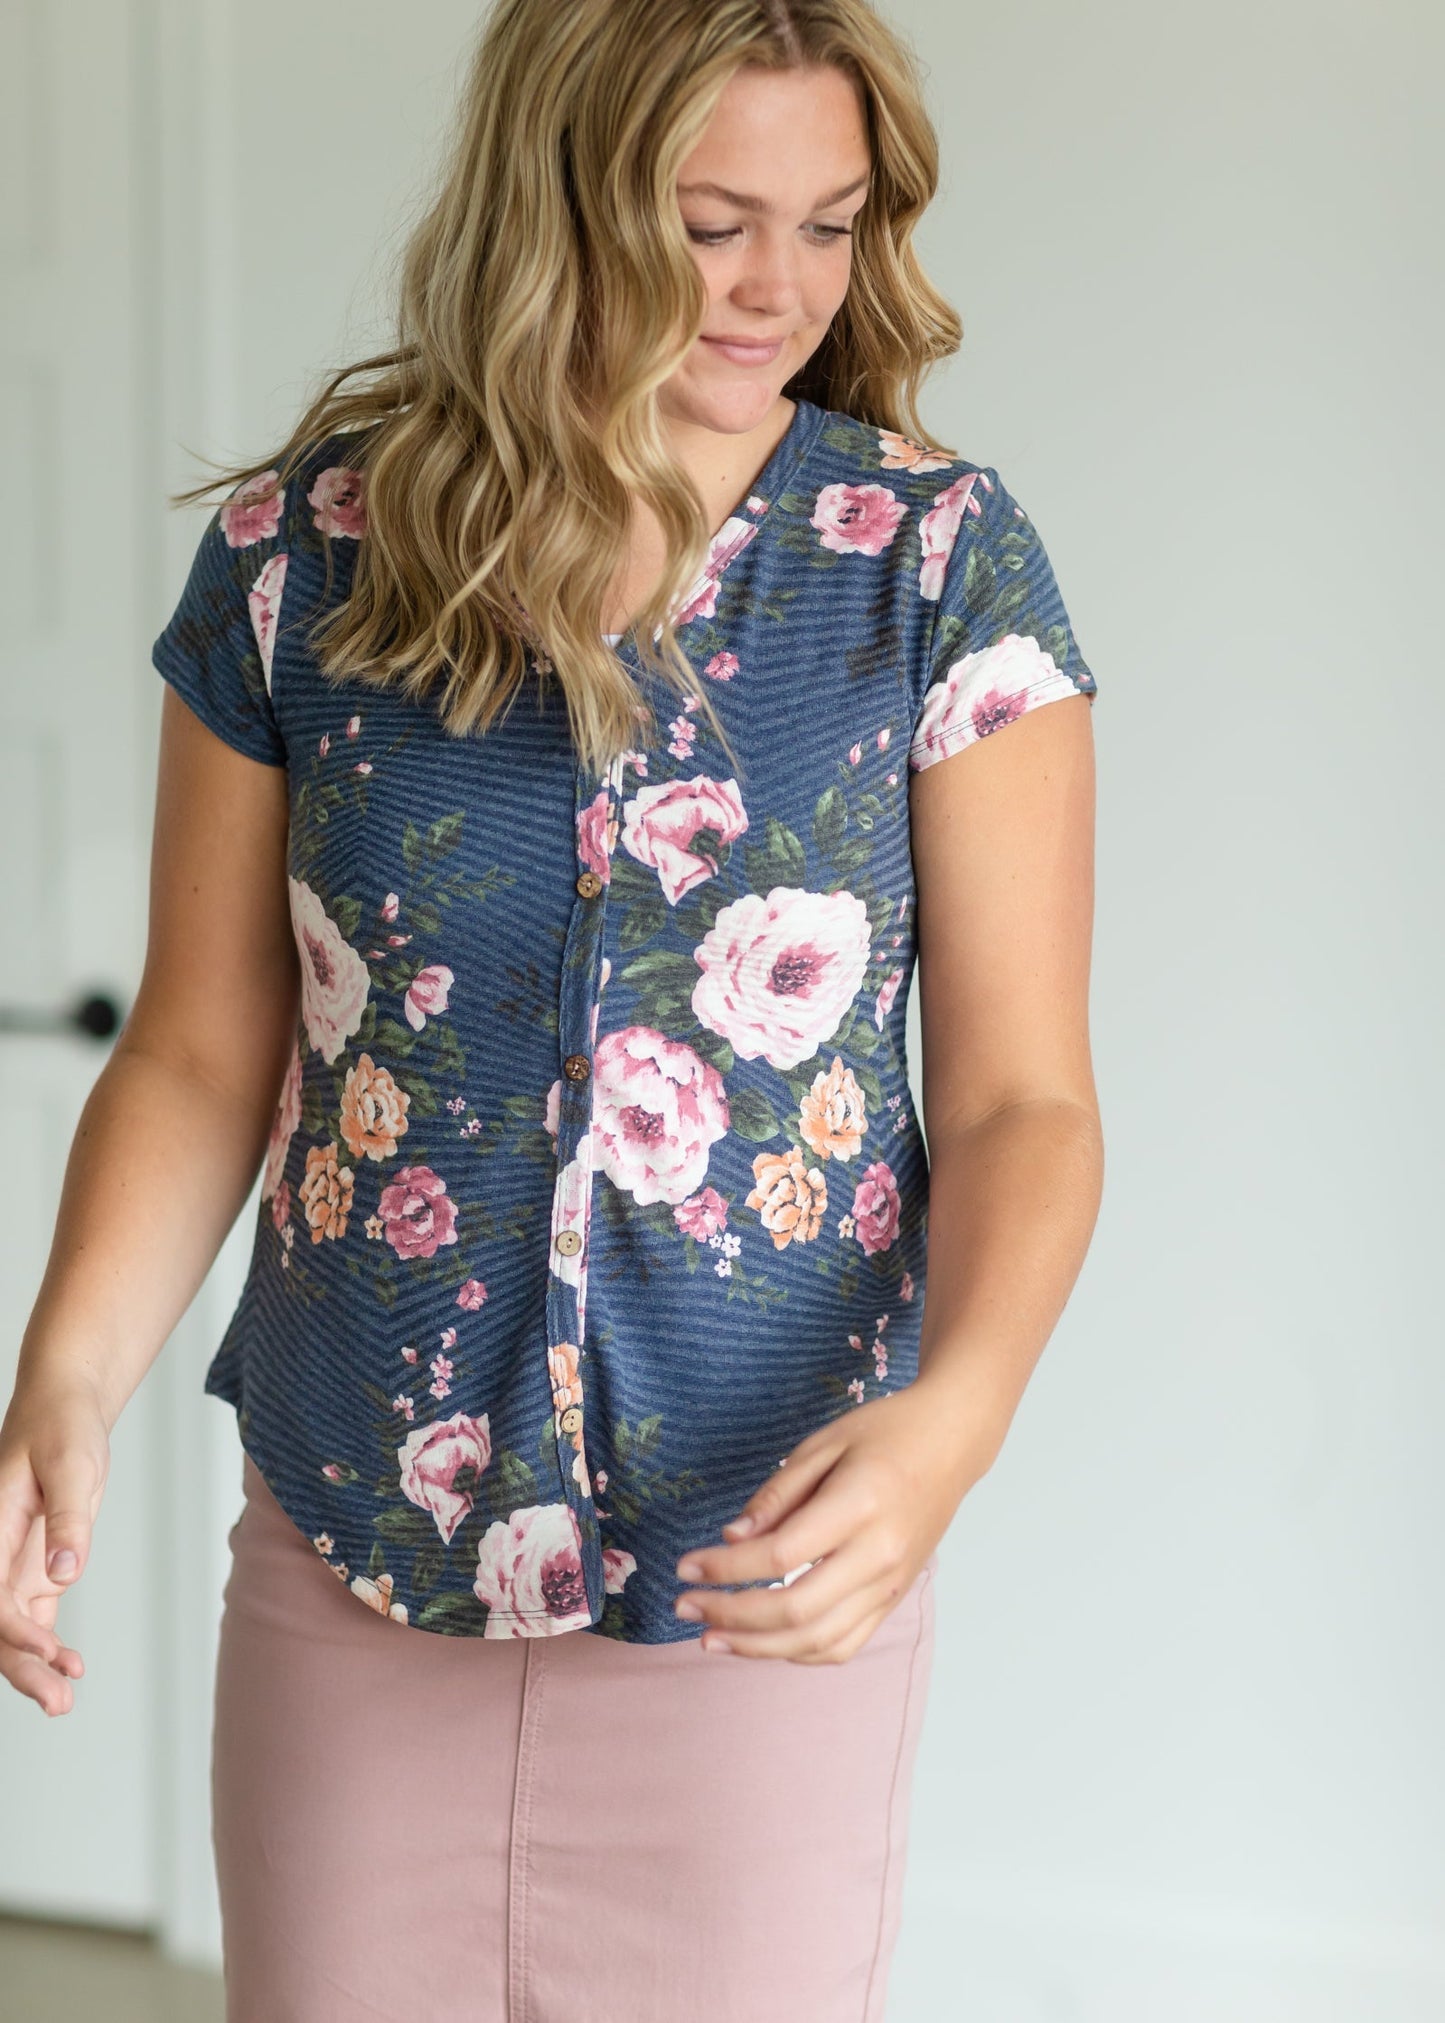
left=394, top=1395, right=415, bottom=1420
left=260, top=1040, right=303, bottom=1199
left=288, top=877, right=371, bottom=1064
left=692, top=886, right=872, bottom=1072
left=438, top=1327, right=457, bottom=1353
left=321, top=1462, right=348, bottom=1483
left=380, top=892, right=400, bottom=922
left=544, top=1078, right=562, bottom=1138
left=319, top=732, right=331, bottom=757
left=810, top=481, right=907, bottom=559
left=917, top=469, right=990, bottom=601
left=346, top=714, right=361, bottom=737
left=847, top=1378, right=866, bottom=1404
left=619, top=775, right=749, bottom=906
left=673, top=519, right=759, bottom=627
left=247, top=551, right=288, bottom=694
left=430, top=1356, right=454, bottom=1383
left=354, top=761, right=373, bottom=776
left=377, top=1164, right=459, bottom=1260
left=308, top=464, right=368, bottom=539
left=885, top=772, right=898, bottom=787
left=429, top=1376, right=452, bottom=1400
left=401, top=1344, right=419, bottom=1363
left=219, top=471, right=283, bottom=547
left=594, top=1469, right=609, bottom=1494
left=874, top=966, right=904, bottom=1029
left=900, top=1271, right=915, bottom=1301
left=456, top=1278, right=487, bottom=1311
left=590, top=1028, right=730, bottom=1208
left=398, top=1408, right=495, bottom=1545
left=704, top=651, right=739, bottom=681
left=602, top=1547, right=637, bottom=1594
left=746, top=494, right=768, bottom=515
left=848, top=741, right=862, bottom=765
left=474, top=1503, right=595, bottom=1637
left=550, top=1131, right=595, bottom=1327
left=909, top=633, right=1072, bottom=771
left=270, top=1179, right=291, bottom=1231
left=875, top=427, right=955, bottom=474
left=388, top=934, right=411, bottom=947
left=674, top=1185, right=729, bottom=1241
left=404, top=963, right=454, bottom=1033
left=877, top=725, right=891, bottom=750
left=576, top=788, right=613, bottom=884
left=850, top=1161, right=902, bottom=1256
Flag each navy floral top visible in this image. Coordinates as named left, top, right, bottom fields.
left=150, top=396, right=1097, bottom=1643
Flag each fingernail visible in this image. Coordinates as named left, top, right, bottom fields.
left=48, top=1549, right=77, bottom=1579
left=704, top=1636, right=732, bottom=1654
left=676, top=1558, right=702, bottom=1581
left=675, top=1599, right=702, bottom=1620
left=723, top=1514, right=755, bottom=1537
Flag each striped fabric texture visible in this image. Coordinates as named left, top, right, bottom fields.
left=150, top=396, right=1097, bottom=1644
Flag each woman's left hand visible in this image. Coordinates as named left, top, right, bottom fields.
left=671, top=1372, right=1001, bottom=1664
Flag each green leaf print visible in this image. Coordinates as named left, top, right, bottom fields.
left=411, top=1543, right=444, bottom=1593
left=373, top=1017, right=419, bottom=1058
left=726, top=1086, right=781, bottom=1142
left=417, top=1591, right=489, bottom=1634
left=485, top=1448, right=538, bottom=1520
left=372, top=1506, right=437, bottom=1544
left=426, top=812, right=464, bottom=858
left=813, top=785, right=847, bottom=856
left=331, top=894, right=362, bottom=940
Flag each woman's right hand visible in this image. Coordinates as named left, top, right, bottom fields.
left=0, top=1379, right=110, bottom=1717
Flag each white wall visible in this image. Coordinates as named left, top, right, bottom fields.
left=140, top=0, right=1443, bottom=2010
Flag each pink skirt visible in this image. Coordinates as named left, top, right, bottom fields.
left=211, top=1450, right=937, bottom=2022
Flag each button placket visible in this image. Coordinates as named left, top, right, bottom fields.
left=542, top=747, right=627, bottom=1616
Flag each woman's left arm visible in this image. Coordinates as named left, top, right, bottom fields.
left=672, top=692, right=1104, bottom=1662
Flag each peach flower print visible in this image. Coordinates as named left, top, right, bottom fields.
left=288, top=876, right=371, bottom=1064
left=809, top=481, right=907, bottom=558
left=747, top=1145, right=827, bottom=1250
left=404, top=963, right=454, bottom=1033
left=339, top=1052, right=411, bottom=1161
left=247, top=551, right=288, bottom=693
left=349, top=1571, right=407, bottom=1623
left=875, top=428, right=954, bottom=474
left=692, top=886, right=872, bottom=1072
left=619, top=776, right=748, bottom=905
left=308, top=465, right=368, bottom=539
left=589, top=1028, right=730, bottom=1208
left=219, top=471, right=283, bottom=547
left=299, top=1141, right=354, bottom=1244
left=398, top=1411, right=494, bottom=1544
left=916, top=468, right=991, bottom=601
left=798, top=1055, right=867, bottom=1162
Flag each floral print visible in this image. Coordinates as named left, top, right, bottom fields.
left=150, top=397, right=1096, bottom=1643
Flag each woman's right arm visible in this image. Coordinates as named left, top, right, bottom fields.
left=0, top=686, right=298, bottom=1714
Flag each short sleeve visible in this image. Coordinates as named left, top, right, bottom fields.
left=150, top=470, right=291, bottom=767
left=909, top=466, right=1097, bottom=773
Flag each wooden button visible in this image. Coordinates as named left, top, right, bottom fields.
left=575, top=870, right=603, bottom=899
left=563, top=1053, right=590, bottom=1082
left=559, top=1405, right=583, bottom=1435
left=554, top=1227, right=583, bottom=1256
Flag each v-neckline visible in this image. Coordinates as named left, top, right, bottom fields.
left=608, top=397, right=828, bottom=655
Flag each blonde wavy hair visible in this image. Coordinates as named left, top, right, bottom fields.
left=172, top=0, right=963, bottom=778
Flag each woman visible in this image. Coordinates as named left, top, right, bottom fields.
left=0, top=1, right=1103, bottom=2017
